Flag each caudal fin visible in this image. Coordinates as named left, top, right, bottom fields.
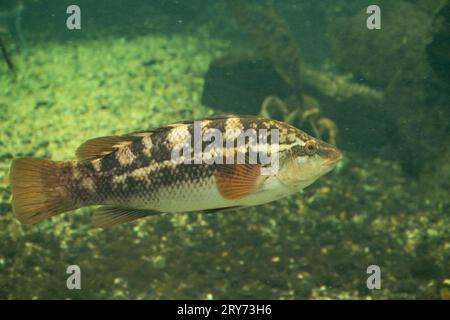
left=9, top=157, right=75, bottom=224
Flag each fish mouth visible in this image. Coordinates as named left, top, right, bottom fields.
left=316, top=140, right=343, bottom=166
left=322, top=148, right=343, bottom=166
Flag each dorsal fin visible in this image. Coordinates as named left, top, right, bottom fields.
left=75, top=135, right=137, bottom=161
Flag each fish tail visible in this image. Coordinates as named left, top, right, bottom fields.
left=10, top=157, right=77, bottom=224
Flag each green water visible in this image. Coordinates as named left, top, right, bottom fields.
left=0, top=0, right=449, bottom=299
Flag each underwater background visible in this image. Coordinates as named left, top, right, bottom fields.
left=0, top=0, right=449, bottom=299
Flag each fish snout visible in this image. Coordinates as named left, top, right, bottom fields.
left=318, top=142, right=343, bottom=166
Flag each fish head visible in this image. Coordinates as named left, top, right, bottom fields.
left=277, top=133, right=342, bottom=190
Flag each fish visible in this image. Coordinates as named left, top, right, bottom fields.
left=9, top=115, right=342, bottom=227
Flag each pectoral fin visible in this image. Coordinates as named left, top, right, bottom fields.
left=214, top=164, right=265, bottom=200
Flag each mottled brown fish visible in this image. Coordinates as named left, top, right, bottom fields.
left=9, top=115, right=342, bottom=227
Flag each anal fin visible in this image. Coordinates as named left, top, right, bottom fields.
left=200, top=205, right=243, bottom=214
left=93, top=206, right=162, bottom=227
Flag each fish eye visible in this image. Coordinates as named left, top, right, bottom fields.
left=304, top=140, right=318, bottom=156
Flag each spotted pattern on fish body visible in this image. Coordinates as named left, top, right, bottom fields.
left=9, top=115, right=342, bottom=227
